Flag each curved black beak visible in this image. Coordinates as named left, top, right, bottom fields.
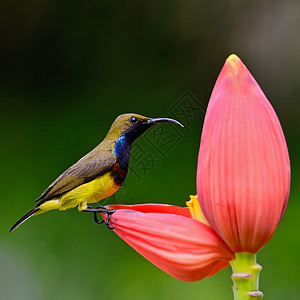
left=146, top=117, right=184, bottom=127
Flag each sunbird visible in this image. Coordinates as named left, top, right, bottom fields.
left=9, top=113, right=183, bottom=233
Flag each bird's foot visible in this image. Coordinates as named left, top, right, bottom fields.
left=83, top=205, right=116, bottom=229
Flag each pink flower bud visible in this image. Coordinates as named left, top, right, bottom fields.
left=197, top=54, right=290, bottom=253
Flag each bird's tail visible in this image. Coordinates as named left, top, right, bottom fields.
left=9, top=207, right=40, bottom=233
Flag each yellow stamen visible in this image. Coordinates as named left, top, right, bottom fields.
left=186, top=195, right=210, bottom=226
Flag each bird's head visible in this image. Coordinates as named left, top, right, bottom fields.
left=106, top=113, right=183, bottom=143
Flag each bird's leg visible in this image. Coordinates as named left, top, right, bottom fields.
left=83, top=205, right=116, bottom=229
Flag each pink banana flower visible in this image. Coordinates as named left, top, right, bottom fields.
left=102, top=54, right=290, bottom=284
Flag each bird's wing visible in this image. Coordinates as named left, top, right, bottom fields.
left=36, top=149, right=116, bottom=203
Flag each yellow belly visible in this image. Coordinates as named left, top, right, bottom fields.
left=39, top=173, right=119, bottom=213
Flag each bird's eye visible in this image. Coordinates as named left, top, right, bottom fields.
left=130, top=116, right=138, bottom=124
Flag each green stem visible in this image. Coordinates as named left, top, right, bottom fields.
left=229, top=252, right=263, bottom=300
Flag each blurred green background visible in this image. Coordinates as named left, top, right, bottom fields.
left=1, top=1, right=299, bottom=299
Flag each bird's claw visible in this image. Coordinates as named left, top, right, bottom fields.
left=83, top=206, right=116, bottom=230
left=93, top=211, right=115, bottom=229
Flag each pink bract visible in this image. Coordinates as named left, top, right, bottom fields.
left=197, top=54, right=290, bottom=253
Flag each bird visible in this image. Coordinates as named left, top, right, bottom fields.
left=9, top=113, right=183, bottom=233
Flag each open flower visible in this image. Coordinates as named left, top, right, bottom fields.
left=102, top=54, right=290, bottom=283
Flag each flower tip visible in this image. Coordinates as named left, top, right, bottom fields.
left=227, top=53, right=240, bottom=62
left=224, top=54, right=244, bottom=74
